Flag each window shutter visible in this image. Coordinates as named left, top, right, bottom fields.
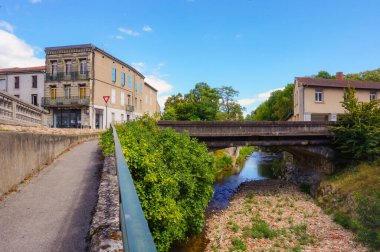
left=128, top=76, right=131, bottom=88
left=112, top=68, right=116, bottom=82
left=121, top=72, right=125, bottom=86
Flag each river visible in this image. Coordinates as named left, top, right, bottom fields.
left=171, top=150, right=280, bottom=252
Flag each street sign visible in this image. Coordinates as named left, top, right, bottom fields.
left=103, top=96, right=110, bottom=103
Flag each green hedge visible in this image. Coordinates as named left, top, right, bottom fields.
left=100, top=116, right=216, bottom=251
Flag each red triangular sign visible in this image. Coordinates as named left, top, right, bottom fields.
left=103, top=96, right=110, bottom=103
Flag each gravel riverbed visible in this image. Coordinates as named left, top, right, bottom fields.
left=204, top=179, right=367, bottom=252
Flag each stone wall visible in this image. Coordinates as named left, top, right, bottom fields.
left=0, top=131, right=99, bottom=196
left=89, top=155, right=123, bottom=251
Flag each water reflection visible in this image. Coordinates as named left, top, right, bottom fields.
left=208, top=151, right=279, bottom=212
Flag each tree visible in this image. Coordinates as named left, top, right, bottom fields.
left=331, top=87, right=380, bottom=164
left=314, top=70, right=334, bottom=79
left=246, top=84, right=294, bottom=121
left=345, top=68, right=380, bottom=82
left=217, top=86, right=244, bottom=120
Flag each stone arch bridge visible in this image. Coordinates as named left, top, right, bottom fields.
left=158, top=121, right=337, bottom=180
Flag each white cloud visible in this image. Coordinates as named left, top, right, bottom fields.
left=115, top=35, right=124, bottom=40
left=0, top=29, right=44, bottom=68
left=132, top=62, right=145, bottom=72
left=142, top=25, right=152, bottom=32
left=0, top=21, right=14, bottom=33
left=145, top=75, right=174, bottom=108
left=118, top=27, right=140, bottom=37
left=30, top=0, right=42, bottom=3
left=238, top=88, right=283, bottom=107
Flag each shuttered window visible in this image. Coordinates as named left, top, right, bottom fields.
left=112, top=68, right=116, bottom=82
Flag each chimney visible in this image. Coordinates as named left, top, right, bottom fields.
left=336, top=72, right=344, bottom=80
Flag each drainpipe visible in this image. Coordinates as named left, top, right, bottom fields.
left=92, top=50, right=95, bottom=129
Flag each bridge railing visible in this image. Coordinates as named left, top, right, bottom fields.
left=111, top=124, right=157, bottom=252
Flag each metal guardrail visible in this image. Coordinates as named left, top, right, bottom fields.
left=111, top=124, right=157, bottom=252
left=41, top=96, right=90, bottom=107
left=46, top=71, right=89, bottom=81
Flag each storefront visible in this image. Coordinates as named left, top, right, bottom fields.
left=53, top=109, right=82, bottom=128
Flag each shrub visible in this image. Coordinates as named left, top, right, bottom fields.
left=100, top=116, right=216, bottom=251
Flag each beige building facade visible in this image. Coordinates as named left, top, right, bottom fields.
left=292, top=72, right=380, bottom=121
left=43, top=44, right=159, bottom=128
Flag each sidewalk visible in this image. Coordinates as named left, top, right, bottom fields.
left=0, top=140, right=102, bottom=252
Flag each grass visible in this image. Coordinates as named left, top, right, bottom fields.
left=318, top=160, right=380, bottom=250
left=229, top=238, right=247, bottom=252
left=243, top=218, right=279, bottom=239
left=227, top=221, right=240, bottom=233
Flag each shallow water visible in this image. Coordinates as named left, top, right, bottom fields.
left=171, top=151, right=279, bottom=252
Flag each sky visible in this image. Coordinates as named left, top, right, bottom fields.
left=1, top=0, right=380, bottom=114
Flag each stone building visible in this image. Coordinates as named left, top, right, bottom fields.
left=43, top=44, right=159, bottom=128
left=0, top=66, right=45, bottom=107
left=292, top=72, right=380, bottom=121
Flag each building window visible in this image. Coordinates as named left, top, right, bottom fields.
left=112, top=67, right=116, bottom=82
left=127, top=94, right=131, bottom=105
left=111, top=89, right=116, bottom=104
left=51, top=61, right=57, bottom=77
left=80, top=59, right=87, bottom=74
left=128, top=76, right=131, bottom=88
left=79, top=84, right=86, bottom=98
left=0, top=79, right=5, bottom=91
left=14, top=76, right=19, bottom=89
left=64, top=85, right=71, bottom=99
left=140, top=83, right=143, bottom=94
left=65, top=60, right=72, bottom=76
left=14, top=95, right=20, bottom=98
left=50, top=86, right=57, bottom=99
left=121, top=72, right=125, bottom=86
left=32, top=75, right=38, bottom=88
left=135, top=80, right=138, bottom=92
left=121, top=92, right=125, bottom=105
left=370, top=90, right=377, bottom=101
left=315, top=88, right=323, bottom=102
left=31, top=94, right=38, bottom=106
left=135, top=97, right=137, bottom=108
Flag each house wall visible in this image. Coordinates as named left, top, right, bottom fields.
left=0, top=73, right=44, bottom=107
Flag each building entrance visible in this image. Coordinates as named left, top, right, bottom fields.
left=95, top=109, right=104, bottom=129
left=53, top=109, right=81, bottom=128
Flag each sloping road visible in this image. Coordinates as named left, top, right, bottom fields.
left=0, top=140, right=102, bottom=252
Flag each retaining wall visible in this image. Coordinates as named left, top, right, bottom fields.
left=0, top=131, right=99, bottom=196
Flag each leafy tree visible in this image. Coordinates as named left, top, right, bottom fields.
left=217, top=86, right=244, bottom=120
left=100, top=116, right=216, bottom=251
left=314, top=70, right=334, bottom=79
left=186, top=82, right=220, bottom=120
left=331, top=87, right=380, bottom=164
left=246, top=84, right=294, bottom=121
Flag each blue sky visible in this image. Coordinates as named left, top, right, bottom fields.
left=1, top=0, right=380, bottom=114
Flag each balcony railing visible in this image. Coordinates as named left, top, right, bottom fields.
left=125, top=105, right=134, bottom=112
left=46, top=71, right=90, bottom=81
left=41, top=96, right=90, bottom=107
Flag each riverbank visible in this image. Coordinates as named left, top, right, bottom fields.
left=204, top=179, right=366, bottom=251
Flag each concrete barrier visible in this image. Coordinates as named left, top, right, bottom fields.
left=0, top=132, right=99, bottom=196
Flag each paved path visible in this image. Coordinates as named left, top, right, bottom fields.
left=0, top=140, right=102, bottom=252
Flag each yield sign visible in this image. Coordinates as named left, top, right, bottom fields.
left=103, top=96, right=110, bottom=103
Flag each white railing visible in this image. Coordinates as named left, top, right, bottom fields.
left=0, top=91, right=47, bottom=126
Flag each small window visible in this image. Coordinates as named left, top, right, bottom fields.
left=65, top=60, right=71, bottom=75
left=370, top=90, right=377, bottom=101
left=14, top=95, right=20, bottom=98
left=80, top=59, right=87, bottom=74
left=128, top=76, right=131, bottom=88
left=31, top=94, right=38, bottom=106
left=0, top=79, right=5, bottom=91
left=111, top=89, right=116, bottom=104
left=135, top=80, right=138, bottom=92
left=79, top=84, right=87, bottom=98
left=315, top=88, right=323, bottom=102
left=112, top=68, right=116, bottom=82
left=140, top=83, right=143, bottom=94
left=50, top=86, right=57, bottom=99
left=51, top=61, right=58, bottom=77
left=32, top=75, right=37, bottom=88
left=121, top=72, right=125, bottom=86
left=15, top=76, right=19, bottom=89
left=121, top=91, right=125, bottom=105
left=64, top=85, right=71, bottom=99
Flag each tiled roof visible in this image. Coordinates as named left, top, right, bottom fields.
left=0, top=66, right=46, bottom=74
left=295, top=77, right=380, bottom=90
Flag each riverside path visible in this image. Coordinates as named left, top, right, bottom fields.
left=0, top=140, right=102, bottom=252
